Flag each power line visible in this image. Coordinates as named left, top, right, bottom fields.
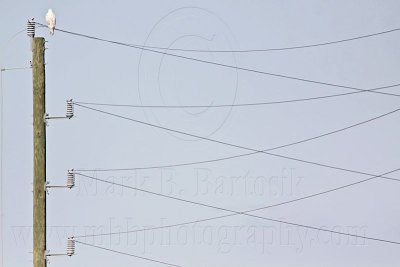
left=36, top=23, right=400, bottom=53
left=75, top=240, right=183, bottom=267
left=36, top=23, right=400, bottom=99
left=41, top=23, right=400, bottom=253
left=140, top=27, right=400, bottom=52
left=0, top=27, right=27, bottom=267
left=73, top=168, right=400, bottom=245
left=0, top=66, right=31, bottom=72
left=0, top=28, right=25, bottom=42
left=73, top=82, right=400, bottom=109
left=73, top=167, right=400, bottom=239
left=43, top=21, right=400, bottom=246
left=73, top=103, right=400, bottom=182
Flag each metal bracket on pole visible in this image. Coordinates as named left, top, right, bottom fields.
left=45, top=238, right=75, bottom=261
left=44, top=99, right=74, bottom=125
left=45, top=170, right=75, bottom=193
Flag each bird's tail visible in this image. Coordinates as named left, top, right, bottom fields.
left=50, top=28, right=54, bottom=35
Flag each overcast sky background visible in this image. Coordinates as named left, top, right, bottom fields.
left=1, top=1, right=400, bottom=266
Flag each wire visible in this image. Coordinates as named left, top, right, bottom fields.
left=73, top=103, right=400, bottom=182
left=0, top=66, right=31, bottom=72
left=35, top=23, right=400, bottom=99
left=140, top=27, right=400, bottom=53
left=73, top=168, right=400, bottom=245
left=73, top=82, right=400, bottom=109
left=0, top=28, right=28, bottom=267
left=73, top=167, right=400, bottom=239
left=36, top=23, right=400, bottom=53
left=49, top=22, right=400, bottom=247
left=75, top=240, right=183, bottom=267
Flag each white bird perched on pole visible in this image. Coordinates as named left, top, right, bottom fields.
left=45, top=9, right=56, bottom=35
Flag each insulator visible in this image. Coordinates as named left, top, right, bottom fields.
left=67, top=170, right=75, bottom=189
left=66, top=99, right=74, bottom=119
left=27, top=19, right=35, bottom=38
left=66, top=238, right=75, bottom=256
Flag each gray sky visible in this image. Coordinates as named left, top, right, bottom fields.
left=1, top=0, right=400, bottom=266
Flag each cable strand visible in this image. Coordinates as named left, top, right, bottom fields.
left=75, top=241, right=183, bottom=267
left=35, top=22, right=400, bottom=98
left=73, top=168, right=400, bottom=246
left=35, top=22, right=400, bottom=53
left=72, top=82, right=400, bottom=108
left=73, top=103, right=400, bottom=183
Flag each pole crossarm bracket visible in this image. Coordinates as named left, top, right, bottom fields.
left=44, top=99, right=74, bottom=123
left=44, top=238, right=75, bottom=260
left=44, top=170, right=75, bottom=193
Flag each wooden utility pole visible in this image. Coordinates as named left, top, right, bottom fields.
left=32, top=37, right=46, bottom=267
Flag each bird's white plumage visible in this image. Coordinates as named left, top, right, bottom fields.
left=45, top=9, right=56, bottom=35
